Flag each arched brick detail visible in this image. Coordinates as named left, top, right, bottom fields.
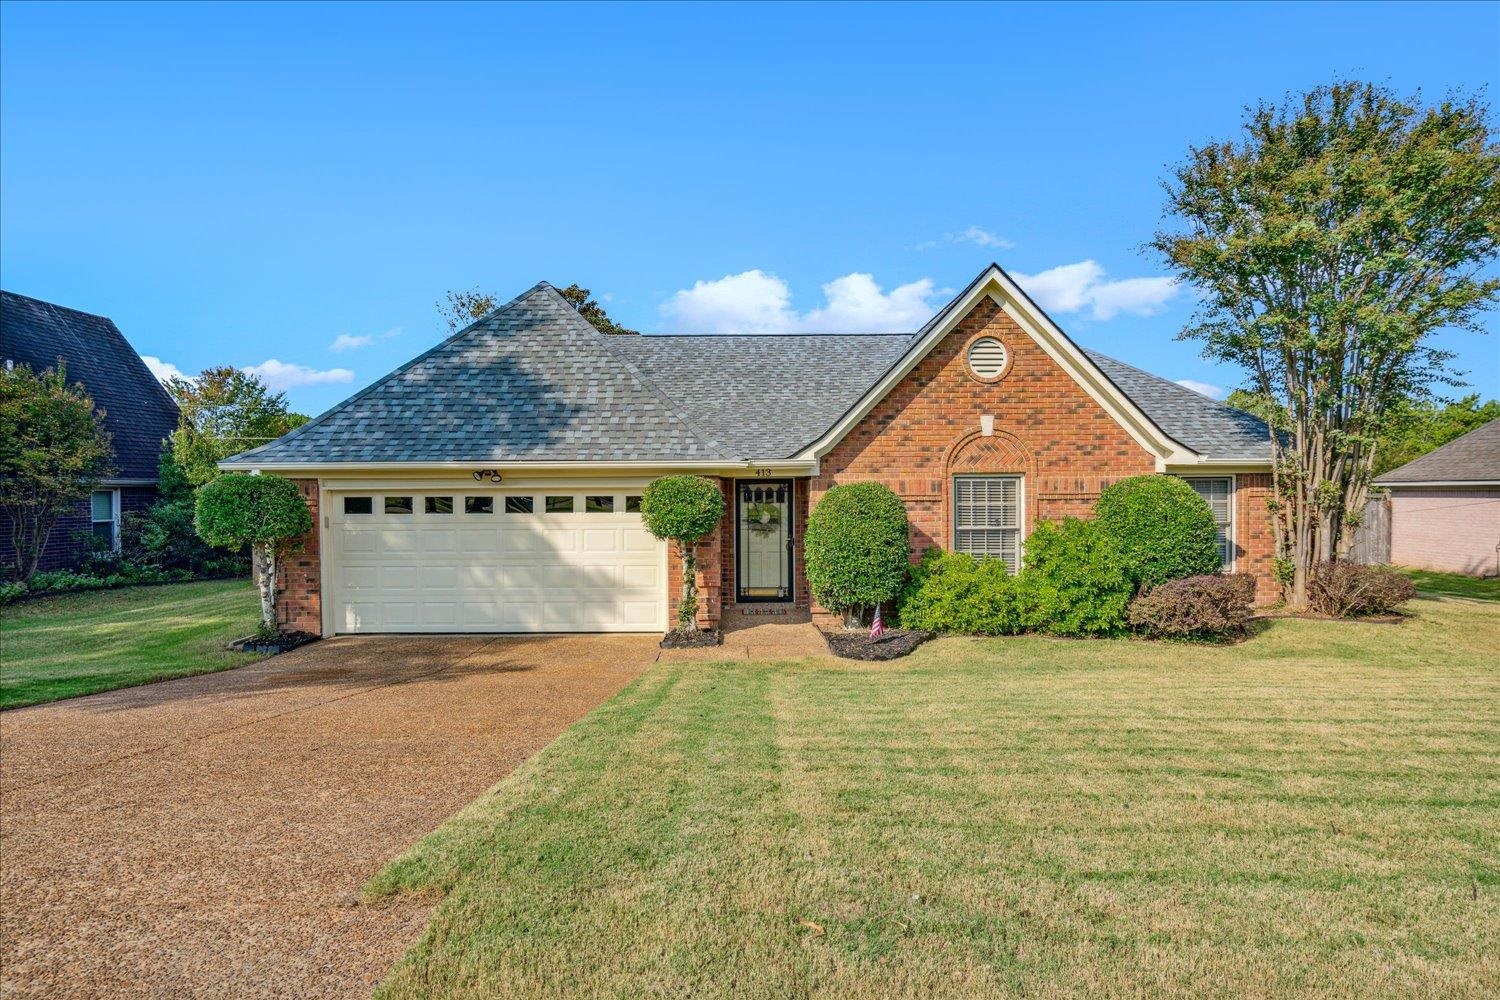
left=940, top=427, right=1038, bottom=548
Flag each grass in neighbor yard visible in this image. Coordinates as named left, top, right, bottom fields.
left=369, top=597, right=1499, bottom=999
left=1399, top=566, right=1500, bottom=601
left=0, top=579, right=262, bottom=710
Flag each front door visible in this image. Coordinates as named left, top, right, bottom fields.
left=735, top=480, right=793, bottom=602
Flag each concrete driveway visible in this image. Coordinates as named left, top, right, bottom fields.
left=0, top=633, right=658, bottom=999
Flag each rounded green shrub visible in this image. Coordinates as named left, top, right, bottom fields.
left=1014, top=517, right=1133, bottom=636
left=1094, top=475, right=1222, bottom=588
left=897, top=547, right=1021, bottom=635
left=639, top=476, right=725, bottom=546
left=639, top=476, right=726, bottom=631
left=195, top=473, right=312, bottom=634
left=804, top=482, right=909, bottom=624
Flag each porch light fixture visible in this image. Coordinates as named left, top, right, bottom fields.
left=472, top=469, right=503, bottom=483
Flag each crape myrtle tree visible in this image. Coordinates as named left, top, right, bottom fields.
left=0, top=362, right=114, bottom=580
left=639, top=476, right=725, bottom=632
left=1153, top=82, right=1500, bottom=609
left=195, top=473, right=313, bottom=638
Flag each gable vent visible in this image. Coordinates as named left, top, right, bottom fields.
left=967, top=337, right=1008, bottom=379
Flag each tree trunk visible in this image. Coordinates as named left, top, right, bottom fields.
left=677, top=540, right=699, bottom=632
left=255, top=541, right=278, bottom=634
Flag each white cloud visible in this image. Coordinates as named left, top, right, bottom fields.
left=1012, top=260, right=1180, bottom=320
left=1175, top=379, right=1227, bottom=400
left=241, top=359, right=354, bottom=390
left=917, top=225, right=1015, bottom=251
left=329, top=327, right=400, bottom=352
left=329, top=333, right=372, bottom=352
left=141, top=355, right=187, bottom=384
left=660, top=270, right=940, bottom=334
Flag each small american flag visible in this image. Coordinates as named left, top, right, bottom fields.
left=870, top=604, right=885, bottom=640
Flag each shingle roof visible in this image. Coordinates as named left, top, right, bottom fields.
left=1, top=291, right=179, bottom=481
left=228, top=283, right=734, bottom=465
left=1375, top=418, right=1500, bottom=484
left=607, top=334, right=912, bottom=458
left=1084, top=351, right=1272, bottom=462
left=228, top=280, right=1274, bottom=467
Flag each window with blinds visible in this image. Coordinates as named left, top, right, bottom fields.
left=1182, top=476, right=1233, bottom=569
left=953, top=475, right=1023, bottom=573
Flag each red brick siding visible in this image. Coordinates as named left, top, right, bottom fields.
left=808, top=296, right=1157, bottom=621
left=1233, top=473, right=1278, bottom=603
left=275, top=479, right=322, bottom=633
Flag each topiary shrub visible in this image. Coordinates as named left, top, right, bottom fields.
left=196, top=473, right=313, bottom=638
left=1127, top=573, right=1257, bottom=639
left=639, top=476, right=725, bottom=632
left=897, top=547, right=1022, bottom=635
left=804, top=482, right=909, bottom=627
left=1308, top=562, right=1416, bottom=617
left=1014, top=518, right=1133, bottom=636
left=1094, top=475, right=1222, bottom=589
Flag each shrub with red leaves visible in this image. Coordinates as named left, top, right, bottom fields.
left=1127, top=573, right=1257, bottom=639
left=1308, top=562, right=1416, bottom=617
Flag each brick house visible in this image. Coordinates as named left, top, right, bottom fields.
left=1374, top=418, right=1500, bottom=577
left=1, top=291, right=180, bottom=573
left=221, top=265, right=1276, bottom=636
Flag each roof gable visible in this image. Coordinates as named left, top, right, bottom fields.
left=1375, top=418, right=1500, bottom=484
left=226, top=283, right=734, bottom=466
left=1, top=290, right=179, bottom=481
left=793, top=265, right=1210, bottom=467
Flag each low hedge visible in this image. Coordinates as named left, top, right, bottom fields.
left=0, top=564, right=195, bottom=605
left=896, top=548, right=1022, bottom=635
left=1308, top=562, right=1415, bottom=617
left=1128, top=573, right=1256, bottom=639
left=1014, top=518, right=1133, bottom=636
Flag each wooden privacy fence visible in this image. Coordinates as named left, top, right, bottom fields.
left=1346, top=493, right=1391, bottom=565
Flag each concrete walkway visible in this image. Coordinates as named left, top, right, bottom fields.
left=659, top=609, right=834, bottom=662
left=0, top=634, right=657, bottom=1000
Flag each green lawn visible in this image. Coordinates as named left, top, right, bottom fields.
left=0, top=579, right=262, bottom=710
left=369, top=598, right=1499, bottom=999
left=1400, top=567, right=1500, bottom=601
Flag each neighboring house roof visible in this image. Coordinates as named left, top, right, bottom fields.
left=1374, top=418, right=1500, bottom=485
left=1, top=290, right=179, bottom=482
left=1084, top=351, right=1271, bottom=462
left=225, top=271, right=1273, bottom=468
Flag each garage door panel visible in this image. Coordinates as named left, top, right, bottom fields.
left=332, top=491, right=665, bottom=634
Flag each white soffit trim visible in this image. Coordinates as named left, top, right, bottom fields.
left=795, top=266, right=1201, bottom=467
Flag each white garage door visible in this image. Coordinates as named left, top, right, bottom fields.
left=328, top=488, right=665, bottom=633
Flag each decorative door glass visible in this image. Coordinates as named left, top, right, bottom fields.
left=738, top=482, right=791, bottom=600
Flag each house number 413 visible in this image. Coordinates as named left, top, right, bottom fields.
left=754, top=468, right=775, bottom=477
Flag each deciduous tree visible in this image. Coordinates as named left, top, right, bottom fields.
left=167, top=367, right=307, bottom=486
left=1154, top=82, right=1500, bottom=609
left=0, top=362, right=114, bottom=580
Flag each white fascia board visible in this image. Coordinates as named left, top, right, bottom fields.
left=793, top=268, right=1198, bottom=467
left=1163, top=459, right=1274, bottom=474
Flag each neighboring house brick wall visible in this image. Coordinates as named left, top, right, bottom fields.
left=275, top=478, right=322, bottom=633
left=1, top=486, right=157, bottom=575
left=1388, top=486, right=1500, bottom=576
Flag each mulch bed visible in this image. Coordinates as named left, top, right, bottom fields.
left=822, top=628, right=933, bottom=661
left=229, top=630, right=320, bottom=655
left=660, top=628, right=723, bottom=649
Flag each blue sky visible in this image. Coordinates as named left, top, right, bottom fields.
left=3, top=1, right=1497, bottom=415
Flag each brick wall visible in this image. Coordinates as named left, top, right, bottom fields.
left=275, top=478, right=322, bottom=634
left=1, top=485, right=157, bottom=574
left=1234, top=473, right=1278, bottom=603
left=1389, top=486, right=1500, bottom=576
left=665, top=476, right=727, bottom=630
